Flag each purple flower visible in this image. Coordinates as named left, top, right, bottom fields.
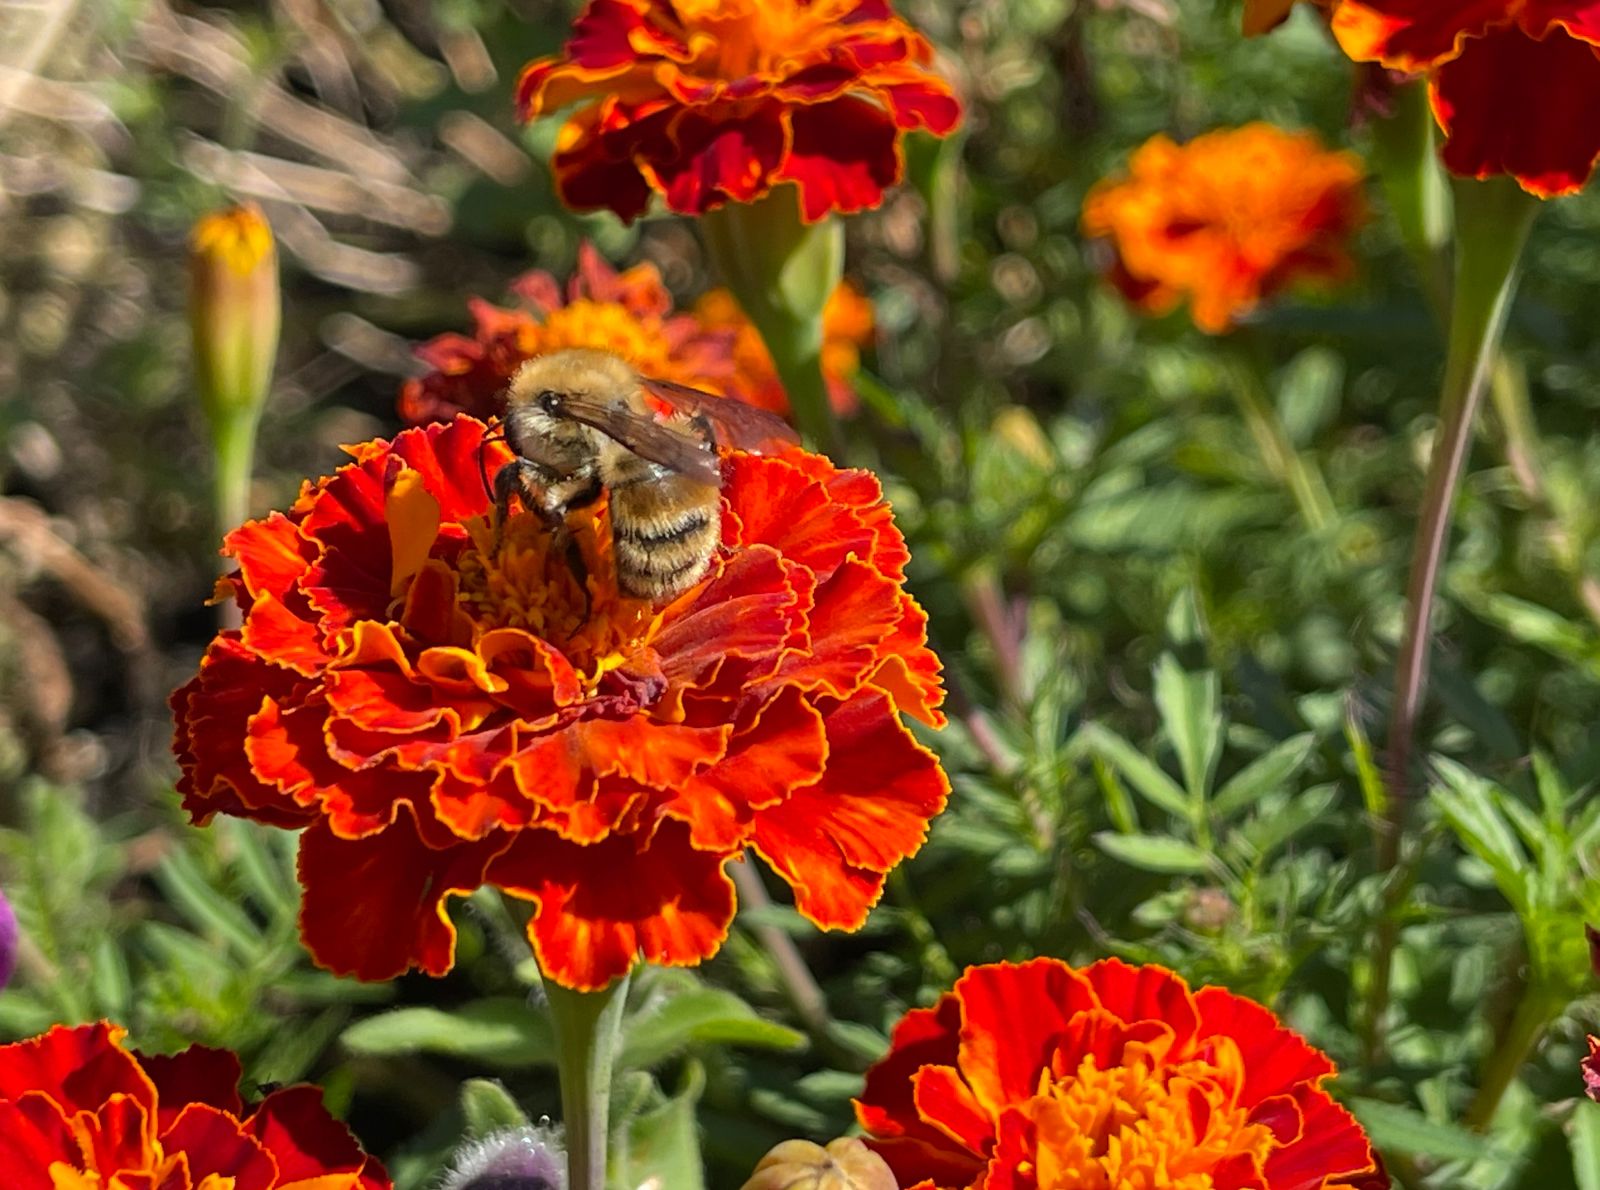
left=0, top=887, right=16, bottom=990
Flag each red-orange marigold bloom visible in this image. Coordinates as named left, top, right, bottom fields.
left=1081, top=124, right=1369, bottom=334
left=1329, top=0, right=1600, bottom=197
left=515, top=0, right=962, bottom=223
left=171, top=416, right=947, bottom=991
left=855, top=958, right=1387, bottom=1190
left=398, top=243, right=766, bottom=425
left=693, top=281, right=875, bottom=416
left=1585, top=1036, right=1600, bottom=1101
left=0, top=1021, right=388, bottom=1190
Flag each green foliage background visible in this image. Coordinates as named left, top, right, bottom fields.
left=3, top=0, right=1600, bottom=1186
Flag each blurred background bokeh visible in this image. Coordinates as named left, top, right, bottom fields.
left=5, top=1, right=1600, bottom=1186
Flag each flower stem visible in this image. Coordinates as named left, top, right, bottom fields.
left=1226, top=353, right=1336, bottom=533
left=1463, top=979, right=1561, bottom=1130
left=1382, top=178, right=1537, bottom=836
left=700, top=191, right=844, bottom=455
left=1363, top=178, right=1538, bottom=1065
left=211, top=410, right=260, bottom=629
left=545, top=969, right=631, bottom=1190
left=1367, top=78, right=1452, bottom=320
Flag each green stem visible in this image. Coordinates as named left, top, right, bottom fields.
left=700, top=192, right=844, bottom=455
left=1364, top=178, right=1538, bottom=1067
left=546, top=969, right=631, bottom=1190
left=211, top=410, right=260, bottom=629
left=1463, top=981, right=1561, bottom=1130
left=212, top=411, right=260, bottom=536
left=1368, top=78, right=1452, bottom=320
left=1383, top=178, right=1538, bottom=831
left=1227, top=355, right=1336, bottom=533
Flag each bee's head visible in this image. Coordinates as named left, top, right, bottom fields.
left=507, top=348, right=637, bottom=414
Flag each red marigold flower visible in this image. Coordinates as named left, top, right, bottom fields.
left=399, top=242, right=767, bottom=426
left=855, top=958, right=1387, bottom=1190
left=0, top=1021, right=388, bottom=1189
left=1329, top=1, right=1600, bottom=197
left=1081, top=123, right=1369, bottom=334
left=171, top=416, right=947, bottom=991
left=515, top=0, right=962, bottom=224
left=1585, top=1036, right=1600, bottom=1102
left=693, top=281, right=876, bottom=417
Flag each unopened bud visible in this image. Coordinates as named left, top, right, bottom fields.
left=189, top=203, right=281, bottom=433
left=740, top=1137, right=897, bottom=1190
left=442, top=1124, right=565, bottom=1190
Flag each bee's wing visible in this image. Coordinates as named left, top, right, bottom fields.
left=555, top=395, right=726, bottom=488
left=639, top=377, right=802, bottom=455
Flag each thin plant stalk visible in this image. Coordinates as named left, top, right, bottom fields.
left=1382, top=178, right=1538, bottom=834
left=1463, top=980, right=1564, bottom=1130
left=545, top=969, right=631, bottom=1190
left=1226, top=354, right=1337, bottom=533
left=211, top=411, right=260, bottom=629
left=1363, top=178, right=1539, bottom=1064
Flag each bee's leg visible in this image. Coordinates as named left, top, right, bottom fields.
left=534, top=475, right=601, bottom=627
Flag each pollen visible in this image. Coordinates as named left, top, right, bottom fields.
left=453, top=503, right=663, bottom=686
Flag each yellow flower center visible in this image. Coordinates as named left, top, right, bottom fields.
left=1020, top=1048, right=1274, bottom=1190
left=453, top=505, right=663, bottom=688
left=672, top=0, right=868, bottom=77
left=539, top=300, right=677, bottom=377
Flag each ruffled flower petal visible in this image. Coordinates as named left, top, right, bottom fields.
left=0, top=1024, right=390, bottom=1189
left=516, top=0, right=960, bottom=222
left=174, top=415, right=945, bottom=989
left=855, top=959, right=1385, bottom=1190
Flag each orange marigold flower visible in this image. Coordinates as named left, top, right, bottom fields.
left=1585, top=1035, right=1600, bottom=1102
left=855, top=958, right=1387, bottom=1190
left=1081, top=123, right=1369, bottom=334
left=693, top=281, right=876, bottom=416
left=171, top=416, right=947, bottom=991
left=515, top=0, right=962, bottom=223
left=0, top=1021, right=388, bottom=1189
left=1328, top=1, right=1600, bottom=197
left=399, top=242, right=767, bottom=426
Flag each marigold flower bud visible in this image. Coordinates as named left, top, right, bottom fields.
left=189, top=202, right=281, bottom=432
left=740, top=1138, right=897, bottom=1190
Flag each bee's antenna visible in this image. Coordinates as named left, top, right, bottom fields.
left=478, top=426, right=506, bottom=502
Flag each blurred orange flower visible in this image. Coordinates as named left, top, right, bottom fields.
left=172, top=417, right=946, bottom=990
left=1585, top=1036, right=1600, bottom=1101
left=1327, top=1, right=1600, bottom=197
left=855, top=958, right=1386, bottom=1190
left=399, top=243, right=763, bottom=425
left=1082, top=123, right=1368, bottom=333
left=0, top=1021, right=388, bottom=1189
left=516, top=0, right=962, bottom=223
left=694, top=281, right=875, bottom=416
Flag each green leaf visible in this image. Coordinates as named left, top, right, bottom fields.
left=153, top=845, right=263, bottom=959
left=341, top=999, right=555, bottom=1069
left=1275, top=346, right=1344, bottom=445
left=1078, top=723, right=1188, bottom=820
left=1153, top=652, right=1222, bottom=800
left=460, top=1079, right=532, bottom=1140
left=620, top=987, right=804, bottom=1070
left=1346, top=1097, right=1494, bottom=1161
left=1213, top=733, right=1318, bottom=817
left=1093, top=756, right=1139, bottom=835
left=617, top=1063, right=707, bottom=1190
left=1093, top=831, right=1214, bottom=875
left=1573, top=1098, right=1600, bottom=1190
left=1432, top=760, right=1531, bottom=909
